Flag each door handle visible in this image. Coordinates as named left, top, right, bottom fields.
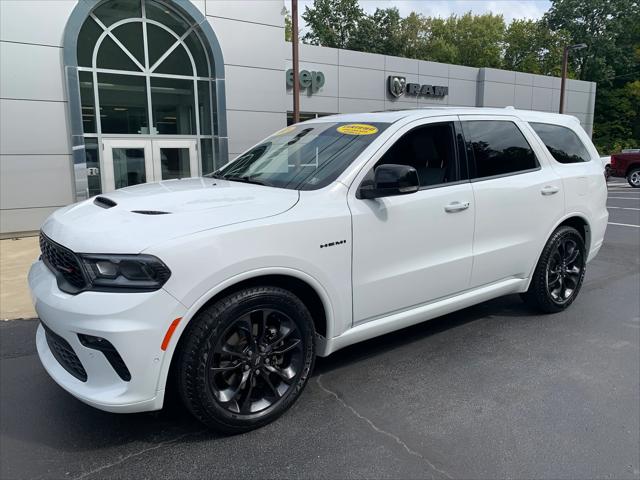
left=541, top=185, right=560, bottom=196
left=444, top=201, right=470, bottom=213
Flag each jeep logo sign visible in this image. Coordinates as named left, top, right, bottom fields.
left=286, top=69, right=325, bottom=93
left=388, top=75, right=448, bottom=98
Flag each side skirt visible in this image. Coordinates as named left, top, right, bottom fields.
left=316, top=277, right=526, bottom=357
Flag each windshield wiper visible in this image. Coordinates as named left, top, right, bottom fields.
left=221, top=175, right=271, bottom=187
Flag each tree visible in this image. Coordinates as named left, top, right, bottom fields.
left=448, top=12, right=506, bottom=68
left=301, top=0, right=364, bottom=48
left=348, top=7, right=404, bottom=55
left=503, top=19, right=569, bottom=76
left=284, top=9, right=292, bottom=42
left=544, top=0, right=640, bottom=152
left=544, top=0, right=639, bottom=83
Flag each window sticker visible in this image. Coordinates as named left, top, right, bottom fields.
left=336, top=124, right=379, bottom=135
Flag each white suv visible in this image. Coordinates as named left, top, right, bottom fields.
left=29, top=108, right=608, bottom=433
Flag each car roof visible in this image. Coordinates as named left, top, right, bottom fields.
left=303, top=107, right=580, bottom=127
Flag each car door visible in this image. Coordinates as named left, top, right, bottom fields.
left=348, top=117, right=475, bottom=324
left=460, top=115, right=564, bottom=288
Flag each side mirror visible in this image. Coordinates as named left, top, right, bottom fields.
left=358, top=164, right=420, bottom=199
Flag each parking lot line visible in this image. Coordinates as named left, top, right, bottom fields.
left=607, top=197, right=640, bottom=200
left=608, top=222, right=640, bottom=228
left=607, top=206, right=640, bottom=211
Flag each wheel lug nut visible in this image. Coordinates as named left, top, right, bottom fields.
left=265, top=358, right=270, bottom=364
left=255, top=369, right=260, bottom=375
left=244, top=365, right=249, bottom=371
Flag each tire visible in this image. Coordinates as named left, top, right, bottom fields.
left=176, top=286, right=315, bottom=433
left=523, top=226, right=586, bottom=313
left=627, top=167, right=640, bottom=188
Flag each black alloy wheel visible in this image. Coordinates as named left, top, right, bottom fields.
left=177, top=286, right=315, bottom=433
left=207, top=308, right=304, bottom=415
left=523, top=226, right=586, bottom=313
left=545, top=236, right=583, bottom=305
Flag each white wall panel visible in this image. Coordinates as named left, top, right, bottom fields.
left=481, top=82, right=515, bottom=107
left=338, top=98, right=385, bottom=113
left=338, top=66, right=385, bottom=100
left=0, top=42, right=65, bottom=102
left=285, top=43, right=339, bottom=65
left=225, top=65, right=284, bottom=112
left=205, top=0, right=283, bottom=28
left=385, top=56, right=418, bottom=75
left=483, top=68, right=516, bottom=84
left=531, top=86, right=553, bottom=111
left=339, top=49, right=385, bottom=70
left=448, top=79, right=477, bottom=106
left=208, top=17, right=283, bottom=70
left=0, top=99, right=70, bottom=155
left=418, top=60, right=449, bottom=78
left=514, top=85, right=533, bottom=110
left=0, top=0, right=76, bottom=47
left=0, top=155, right=73, bottom=209
left=515, top=72, right=534, bottom=86
left=532, top=74, right=553, bottom=88
left=0, top=207, right=59, bottom=235
left=287, top=93, right=339, bottom=114
left=448, top=65, right=479, bottom=81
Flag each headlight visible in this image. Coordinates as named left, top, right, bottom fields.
left=80, top=254, right=171, bottom=292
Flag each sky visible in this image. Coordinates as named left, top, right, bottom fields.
left=296, top=0, right=553, bottom=28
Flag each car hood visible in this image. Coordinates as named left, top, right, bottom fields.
left=41, top=178, right=299, bottom=253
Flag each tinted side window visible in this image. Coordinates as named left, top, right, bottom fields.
left=464, top=120, right=538, bottom=179
left=530, top=122, right=591, bottom=164
left=375, top=122, right=459, bottom=188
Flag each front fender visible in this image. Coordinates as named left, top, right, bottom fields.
left=153, top=266, right=338, bottom=401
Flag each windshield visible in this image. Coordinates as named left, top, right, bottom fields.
left=212, top=122, right=389, bottom=190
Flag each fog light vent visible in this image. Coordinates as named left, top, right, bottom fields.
left=78, top=334, right=131, bottom=381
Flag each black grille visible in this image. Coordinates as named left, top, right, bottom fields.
left=39, top=233, right=87, bottom=292
left=42, top=322, right=88, bottom=382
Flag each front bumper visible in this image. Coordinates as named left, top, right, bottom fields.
left=29, top=260, right=186, bottom=413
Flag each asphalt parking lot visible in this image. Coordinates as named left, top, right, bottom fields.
left=1, top=182, right=638, bottom=480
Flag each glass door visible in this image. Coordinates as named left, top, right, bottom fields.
left=151, top=139, right=198, bottom=181
left=101, top=139, right=198, bottom=192
left=102, top=139, right=153, bottom=193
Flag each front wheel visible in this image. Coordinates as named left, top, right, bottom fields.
left=523, top=226, right=586, bottom=313
left=176, top=286, right=315, bottom=433
left=627, top=167, right=640, bottom=188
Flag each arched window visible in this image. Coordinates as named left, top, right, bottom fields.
left=64, top=0, right=227, bottom=197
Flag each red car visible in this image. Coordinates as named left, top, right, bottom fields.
left=610, top=151, right=640, bottom=187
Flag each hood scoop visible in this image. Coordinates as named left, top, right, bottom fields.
left=131, top=210, right=171, bottom=215
left=94, top=196, right=117, bottom=209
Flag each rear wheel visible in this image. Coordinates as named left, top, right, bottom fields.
left=523, top=226, right=586, bottom=313
left=177, top=286, right=315, bottom=433
left=627, top=167, right=640, bottom=188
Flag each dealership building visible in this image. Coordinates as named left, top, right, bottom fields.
left=0, top=0, right=597, bottom=236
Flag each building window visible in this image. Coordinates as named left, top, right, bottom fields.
left=75, top=0, right=220, bottom=191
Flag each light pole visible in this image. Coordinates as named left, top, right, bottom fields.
left=559, top=43, right=587, bottom=114
left=291, top=0, right=300, bottom=124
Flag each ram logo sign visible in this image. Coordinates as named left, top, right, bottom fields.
left=387, top=75, right=448, bottom=98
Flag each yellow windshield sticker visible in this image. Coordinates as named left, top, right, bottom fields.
left=337, top=124, right=378, bottom=135
left=273, top=126, right=296, bottom=136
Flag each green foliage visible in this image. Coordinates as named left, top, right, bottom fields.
left=301, top=0, right=363, bottom=48
left=503, top=19, right=569, bottom=75
left=298, top=0, right=640, bottom=152
left=284, top=9, right=292, bottom=42
left=544, top=0, right=640, bottom=152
